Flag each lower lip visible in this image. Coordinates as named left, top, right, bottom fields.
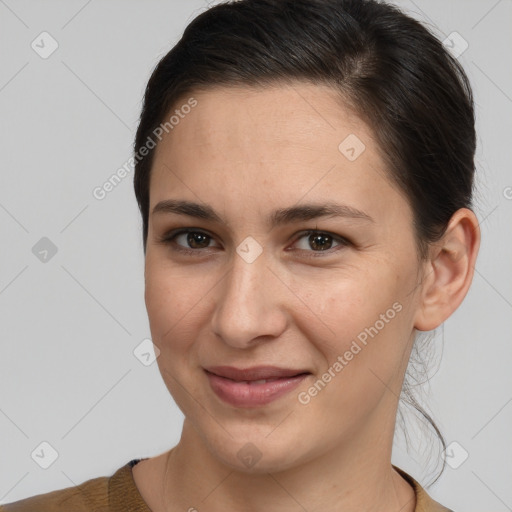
left=205, top=371, right=309, bottom=407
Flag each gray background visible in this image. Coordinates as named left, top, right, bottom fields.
left=0, top=0, right=510, bottom=510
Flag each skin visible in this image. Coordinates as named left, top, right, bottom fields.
left=132, top=82, right=480, bottom=512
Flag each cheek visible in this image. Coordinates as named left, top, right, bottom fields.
left=144, top=263, right=201, bottom=351
left=299, top=268, right=393, bottom=336
left=312, top=273, right=413, bottom=394
left=298, top=261, right=414, bottom=374
left=296, top=299, right=410, bottom=436
left=145, top=266, right=206, bottom=404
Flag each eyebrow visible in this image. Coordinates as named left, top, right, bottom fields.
left=152, top=199, right=374, bottom=227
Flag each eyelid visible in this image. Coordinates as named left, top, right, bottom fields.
left=287, top=229, right=350, bottom=258
left=157, top=227, right=350, bottom=256
left=156, top=227, right=220, bottom=255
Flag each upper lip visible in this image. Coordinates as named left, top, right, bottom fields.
left=204, top=365, right=310, bottom=381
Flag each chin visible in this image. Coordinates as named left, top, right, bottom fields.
left=227, top=450, right=300, bottom=474
left=205, top=433, right=310, bottom=474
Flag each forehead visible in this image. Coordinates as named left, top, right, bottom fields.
left=156, top=83, right=367, bottom=162
left=147, top=82, right=407, bottom=225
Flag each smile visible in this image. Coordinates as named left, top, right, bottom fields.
left=204, top=366, right=311, bottom=407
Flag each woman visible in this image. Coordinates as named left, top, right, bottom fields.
left=1, top=0, right=480, bottom=510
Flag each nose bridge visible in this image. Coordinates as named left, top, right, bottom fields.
left=211, top=247, right=285, bottom=347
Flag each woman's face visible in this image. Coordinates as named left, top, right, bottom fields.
left=144, top=83, right=427, bottom=472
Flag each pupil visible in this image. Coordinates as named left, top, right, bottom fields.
left=188, top=232, right=209, bottom=248
left=310, top=233, right=332, bottom=251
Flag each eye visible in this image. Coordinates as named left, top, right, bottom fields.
left=158, top=229, right=219, bottom=255
left=290, top=230, right=349, bottom=257
left=157, top=228, right=350, bottom=258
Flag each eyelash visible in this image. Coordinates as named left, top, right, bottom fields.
left=157, top=228, right=350, bottom=258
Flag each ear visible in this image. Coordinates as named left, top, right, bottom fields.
left=414, top=208, right=481, bottom=332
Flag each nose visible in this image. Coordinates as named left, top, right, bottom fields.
left=210, top=251, right=288, bottom=349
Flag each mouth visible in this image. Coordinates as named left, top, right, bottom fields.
left=204, top=366, right=311, bottom=407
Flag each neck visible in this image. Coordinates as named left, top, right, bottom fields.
left=160, top=418, right=416, bottom=512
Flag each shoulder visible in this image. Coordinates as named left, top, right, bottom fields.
left=0, top=459, right=146, bottom=512
left=393, top=465, right=455, bottom=512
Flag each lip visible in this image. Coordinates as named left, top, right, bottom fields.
left=204, top=366, right=311, bottom=407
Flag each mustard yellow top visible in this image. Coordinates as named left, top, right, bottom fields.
left=0, top=460, right=453, bottom=512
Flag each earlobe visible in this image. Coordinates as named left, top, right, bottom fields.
left=414, top=208, right=481, bottom=332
